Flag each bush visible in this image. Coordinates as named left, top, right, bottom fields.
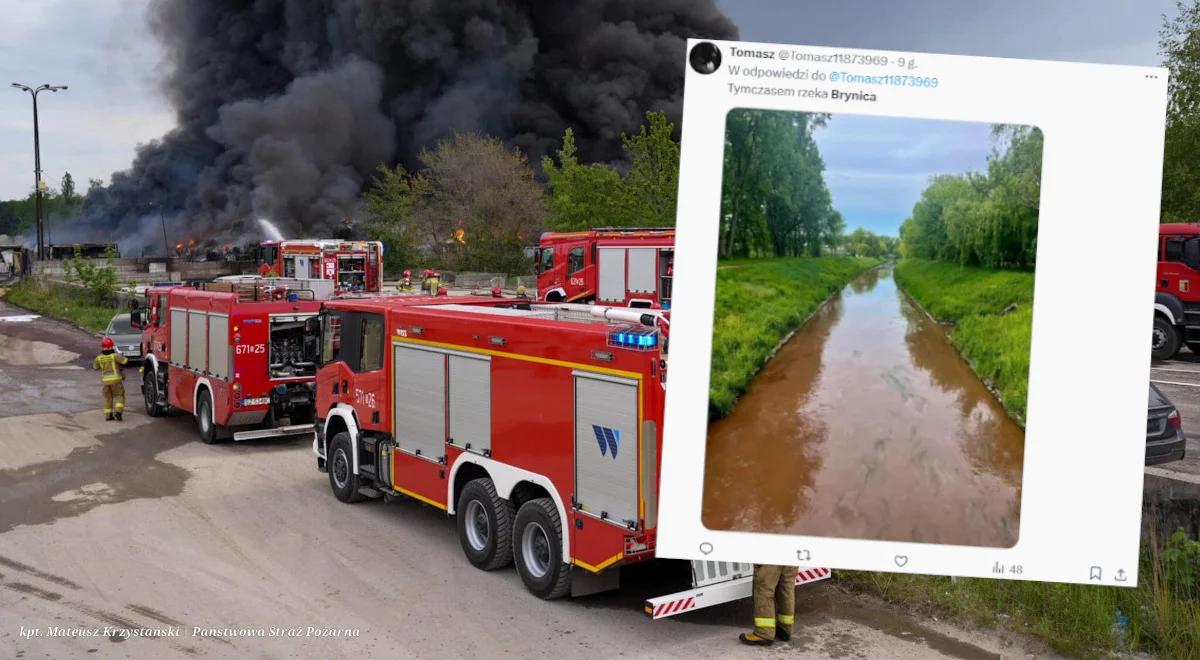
left=64, top=245, right=118, bottom=305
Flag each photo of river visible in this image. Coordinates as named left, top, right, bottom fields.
left=702, top=265, right=1025, bottom=547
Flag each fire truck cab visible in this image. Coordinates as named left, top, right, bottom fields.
left=257, top=239, right=384, bottom=293
left=535, top=228, right=674, bottom=308
left=134, top=277, right=331, bottom=443
left=1154, top=223, right=1200, bottom=359
left=313, top=296, right=668, bottom=599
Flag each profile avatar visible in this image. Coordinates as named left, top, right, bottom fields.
left=690, top=42, right=721, bottom=74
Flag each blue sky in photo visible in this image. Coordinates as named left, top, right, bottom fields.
left=811, top=115, right=998, bottom=237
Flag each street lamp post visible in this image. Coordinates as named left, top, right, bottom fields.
left=11, top=82, right=68, bottom=260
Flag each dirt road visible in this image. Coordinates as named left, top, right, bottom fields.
left=0, top=298, right=1050, bottom=658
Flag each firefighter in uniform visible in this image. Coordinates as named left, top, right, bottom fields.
left=93, top=337, right=128, bottom=421
left=739, top=564, right=799, bottom=646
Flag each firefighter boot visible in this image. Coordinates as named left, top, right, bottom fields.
left=105, top=414, right=114, bottom=421
left=115, top=411, right=123, bottom=421
left=738, top=632, right=773, bottom=647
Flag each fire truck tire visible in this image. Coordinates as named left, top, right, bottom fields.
left=1152, top=316, right=1181, bottom=360
left=457, top=478, right=515, bottom=571
left=142, top=368, right=163, bottom=417
left=328, top=432, right=365, bottom=503
left=195, top=390, right=220, bottom=444
left=513, top=498, right=571, bottom=599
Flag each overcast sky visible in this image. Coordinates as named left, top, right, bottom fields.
left=0, top=0, right=1181, bottom=232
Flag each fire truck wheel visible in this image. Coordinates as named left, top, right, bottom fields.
left=328, top=432, right=365, bottom=503
left=142, top=368, right=163, bottom=417
left=196, top=390, right=220, bottom=444
left=457, top=478, right=515, bottom=571
left=1152, top=316, right=1181, bottom=360
left=513, top=498, right=570, bottom=599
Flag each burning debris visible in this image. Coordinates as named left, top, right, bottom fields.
left=65, top=1, right=736, bottom=255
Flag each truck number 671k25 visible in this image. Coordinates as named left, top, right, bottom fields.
left=235, top=344, right=267, bottom=355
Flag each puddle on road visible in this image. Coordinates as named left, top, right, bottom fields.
left=0, top=335, right=79, bottom=366
left=0, top=421, right=190, bottom=533
left=703, top=266, right=1024, bottom=547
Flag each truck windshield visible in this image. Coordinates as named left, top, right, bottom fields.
left=539, top=247, right=554, bottom=274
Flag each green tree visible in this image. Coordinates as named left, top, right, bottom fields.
left=1161, top=0, right=1200, bottom=221
left=363, top=133, right=547, bottom=274
left=541, top=128, right=625, bottom=230
left=363, top=164, right=424, bottom=273
left=60, top=172, right=78, bottom=210
left=65, top=245, right=118, bottom=304
left=617, top=111, right=680, bottom=228
left=542, top=111, right=681, bottom=231
left=718, top=109, right=837, bottom=258
left=899, top=126, right=1042, bottom=270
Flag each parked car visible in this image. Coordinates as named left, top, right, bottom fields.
left=102, top=313, right=142, bottom=361
left=1147, top=383, right=1187, bottom=465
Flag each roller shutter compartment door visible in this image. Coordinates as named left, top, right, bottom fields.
left=170, top=309, right=188, bottom=367
left=597, top=248, right=626, bottom=303
left=626, top=248, right=657, bottom=294
left=448, top=353, right=491, bottom=454
left=392, top=344, right=446, bottom=461
left=574, top=372, right=639, bottom=528
left=207, top=314, right=229, bottom=380
left=187, top=311, right=207, bottom=372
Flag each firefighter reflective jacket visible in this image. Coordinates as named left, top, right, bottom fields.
left=92, top=351, right=128, bottom=383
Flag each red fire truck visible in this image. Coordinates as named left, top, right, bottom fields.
left=311, top=297, right=833, bottom=605
left=131, top=277, right=330, bottom=443
left=1154, top=223, right=1200, bottom=359
left=314, top=296, right=671, bottom=597
left=535, top=228, right=674, bottom=308
left=256, top=239, right=385, bottom=293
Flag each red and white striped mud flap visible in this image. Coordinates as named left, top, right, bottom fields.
left=644, top=564, right=832, bottom=620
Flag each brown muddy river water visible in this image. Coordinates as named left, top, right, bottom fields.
left=702, top=265, right=1024, bottom=547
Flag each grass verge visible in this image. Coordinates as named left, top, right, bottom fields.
left=836, top=525, right=1200, bottom=658
left=708, top=256, right=879, bottom=417
left=893, top=258, right=1033, bottom=425
left=2, top=277, right=122, bottom=334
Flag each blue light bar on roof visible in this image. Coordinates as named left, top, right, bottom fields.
left=607, top=325, right=659, bottom=351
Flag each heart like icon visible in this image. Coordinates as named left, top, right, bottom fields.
left=894, top=555, right=909, bottom=567
left=699, top=542, right=714, bottom=555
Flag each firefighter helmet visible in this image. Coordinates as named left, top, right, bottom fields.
left=403, top=269, right=412, bottom=278
left=100, top=336, right=115, bottom=350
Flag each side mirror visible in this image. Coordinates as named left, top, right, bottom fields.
left=1185, top=238, right=1200, bottom=271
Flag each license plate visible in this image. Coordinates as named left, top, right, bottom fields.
left=242, top=397, right=270, bottom=406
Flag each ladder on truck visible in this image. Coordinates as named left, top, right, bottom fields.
left=645, top=561, right=832, bottom=620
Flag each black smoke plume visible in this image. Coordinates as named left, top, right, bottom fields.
left=71, top=0, right=737, bottom=254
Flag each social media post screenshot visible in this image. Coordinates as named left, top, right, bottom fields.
left=658, top=39, right=1168, bottom=585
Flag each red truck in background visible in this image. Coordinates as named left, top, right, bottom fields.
left=535, top=228, right=674, bottom=308
left=131, top=277, right=331, bottom=443
left=256, top=239, right=385, bottom=293
left=1153, top=223, right=1200, bottom=359
left=313, top=295, right=669, bottom=598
